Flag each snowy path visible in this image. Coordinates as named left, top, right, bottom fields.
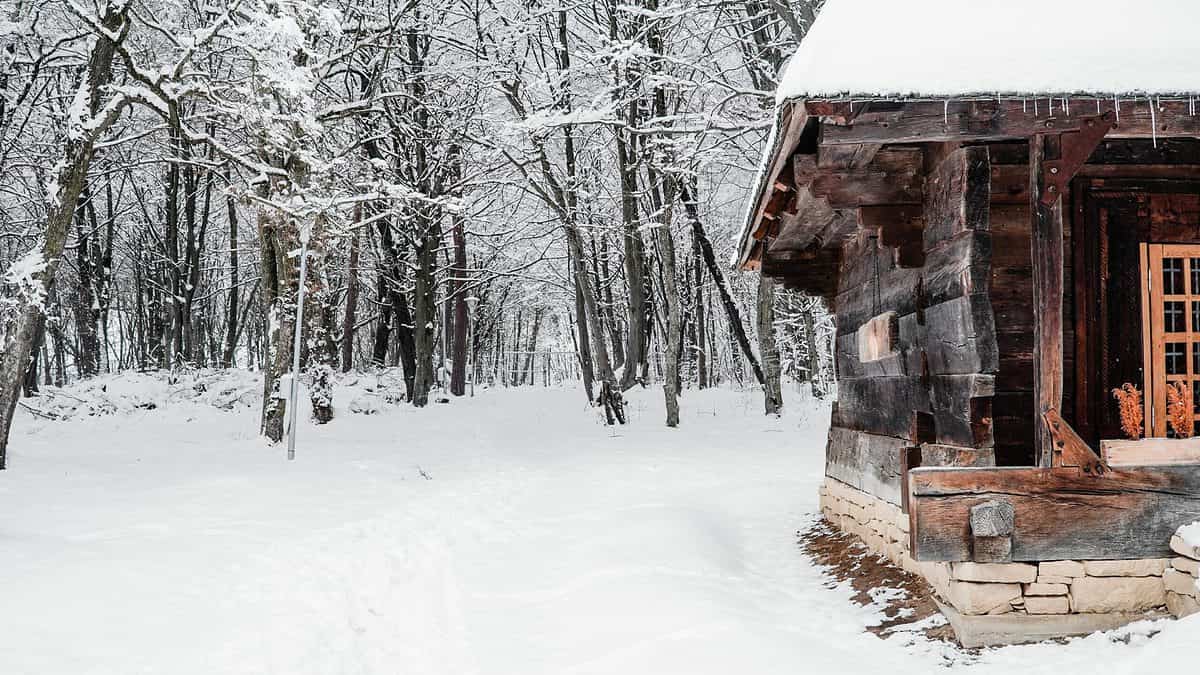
left=0, top=374, right=1195, bottom=674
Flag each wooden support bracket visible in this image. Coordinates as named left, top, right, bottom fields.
left=1040, top=112, right=1115, bottom=206
left=1043, top=408, right=1109, bottom=475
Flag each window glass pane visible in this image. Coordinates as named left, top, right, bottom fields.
left=1166, top=301, right=1186, bottom=332
left=1191, top=259, right=1200, bottom=294
left=1166, top=258, right=1186, bottom=294
left=1193, top=343, right=1200, bottom=376
left=1192, top=381, right=1200, bottom=414
left=1167, top=342, right=1187, bottom=375
left=1193, top=301, right=1200, bottom=332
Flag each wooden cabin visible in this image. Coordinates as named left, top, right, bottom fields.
left=738, top=0, right=1200, bottom=646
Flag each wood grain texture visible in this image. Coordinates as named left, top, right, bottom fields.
left=909, top=464, right=1200, bottom=561
left=825, top=426, right=910, bottom=505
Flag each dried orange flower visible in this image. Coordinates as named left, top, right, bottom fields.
left=1111, top=383, right=1144, bottom=440
left=1167, top=381, right=1195, bottom=439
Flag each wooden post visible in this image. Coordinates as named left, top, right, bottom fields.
left=1030, top=134, right=1065, bottom=467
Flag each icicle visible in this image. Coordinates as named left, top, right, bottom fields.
left=1023, top=98, right=1028, bottom=113
left=944, top=99, right=949, bottom=125
left=1190, top=96, right=1195, bottom=116
left=1114, top=95, right=1120, bottom=125
left=1096, top=99, right=1101, bottom=114
left=1034, top=98, right=1039, bottom=116
left=1048, top=97, right=1054, bottom=115
left=1149, top=97, right=1157, bottom=148
left=1064, top=97, right=1070, bottom=116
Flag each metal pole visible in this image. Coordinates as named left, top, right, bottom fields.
left=466, top=296, right=477, bottom=397
left=287, top=239, right=309, bottom=461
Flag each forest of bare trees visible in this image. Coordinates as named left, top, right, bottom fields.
left=0, top=0, right=835, bottom=467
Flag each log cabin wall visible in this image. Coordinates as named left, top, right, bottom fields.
left=986, top=141, right=1073, bottom=466
left=827, top=145, right=997, bottom=504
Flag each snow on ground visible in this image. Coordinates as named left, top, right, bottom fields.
left=0, top=371, right=1197, bottom=674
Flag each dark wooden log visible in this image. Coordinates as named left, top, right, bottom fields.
left=817, top=142, right=883, bottom=169
left=825, top=425, right=910, bottom=505
left=923, top=293, right=999, bottom=375
left=760, top=245, right=841, bottom=298
left=929, top=374, right=994, bottom=448
left=860, top=205, right=926, bottom=267
left=990, top=164, right=1028, bottom=204
left=834, top=376, right=932, bottom=440
left=1030, top=135, right=1064, bottom=467
left=811, top=98, right=1200, bottom=145
left=909, top=464, right=1200, bottom=561
left=768, top=188, right=834, bottom=251
left=922, top=231, right=993, bottom=306
left=1088, top=138, right=1200, bottom=165
left=809, top=148, right=923, bottom=208
left=923, top=146, right=991, bottom=247
left=921, top=443, right=995, bottom=468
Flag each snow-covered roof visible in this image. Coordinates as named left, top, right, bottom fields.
left=779, top=0, right=1200, bottom=101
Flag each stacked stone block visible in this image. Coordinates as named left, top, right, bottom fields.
left=818, top=478, right=1191, bottom=619
left=1166, top=531, right=1200, bottom=618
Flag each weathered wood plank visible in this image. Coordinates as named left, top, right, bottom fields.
left=834, top=376, right=932, bottom=440
left=825, top=426, right=910, bottom=505
left=811, top=98, right=1200, bottom=145
left=1102, top=437, right=1200, bottom=466
left=834, top=263, right=922, bottom=334
left=922, top=231, right=993, bottom=306
left=909, top=465, right=1200, bottom=561
left=924, top=146, right=991, bottom=247
left=923, top=293, right=999, bottom=375
left=810, top=148, right=924, bottom=208
left=929, top=374, right=995, bottom=448
left=1031, top=134, right=1065, bottom=467
left=920, top=443, right=996, bottom=468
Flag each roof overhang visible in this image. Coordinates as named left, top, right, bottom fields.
left=735, top=95, right=1200, bottom=275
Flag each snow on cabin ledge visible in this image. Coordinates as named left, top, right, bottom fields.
left=733, top=0, right=1200, bottom=270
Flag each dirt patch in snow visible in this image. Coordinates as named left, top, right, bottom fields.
left=800, top=521, right=958, bottom=644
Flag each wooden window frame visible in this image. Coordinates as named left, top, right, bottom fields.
left=1140, top=243, right=1200, bottom=436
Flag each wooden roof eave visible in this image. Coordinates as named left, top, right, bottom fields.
left=736, top=100, right=811, bottom=271
left=805, top=96, right=1200, bottom=145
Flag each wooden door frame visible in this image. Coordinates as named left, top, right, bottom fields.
left=1073, top=177, right=1200, bottom=445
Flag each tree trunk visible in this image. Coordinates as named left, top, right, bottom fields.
left=340, top=209, right=361, bottom=373
left=258, top=207, right=295, bottom=442
left=652, top=197, right=682, bottom=427
left=222, top=165, right=240, bottom=368
left=0, top=3, right=128, bottom=468
left=679, top=181, right=766, bottom=386
left=692, top=231, right=708, bottom=389
left=411, top=221, right=438, bottom=407
left=802, top=299, right=826, bottom=398
left=757, top=274, right=783, bottom=416
left=449, top=191, right=468, bottom=396
left=74, top=189, right=100, bottom=377
left=572, top=250, right=596, bottom=401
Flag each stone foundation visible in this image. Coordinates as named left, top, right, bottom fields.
left=818, top=477, right=1192, bottom=641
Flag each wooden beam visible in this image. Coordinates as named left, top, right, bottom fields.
left=809, top=147, right=923, bottom=208
left=909, top=464, right=1200, bottom=561
left=1030, top=134, right=1064, bottom=467
left=1043, top=408, right=1108, bottom=474
left=810, top=98, right=1200, bottom=145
